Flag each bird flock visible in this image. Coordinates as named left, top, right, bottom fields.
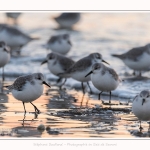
left=0, top=12, right=150, bottom=132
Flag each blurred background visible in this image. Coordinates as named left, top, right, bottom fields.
left=1, top=12, right=150, bottom=99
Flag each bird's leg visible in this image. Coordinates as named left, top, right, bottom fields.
left=132, top=70, right=136, bottom=76
left=87, top=82, right=93, bottom=94
left=1, top=67, right=4, bottom=93
left=98, top=91, right=104, bottom=104
left=57, top=77, right=63, bottom=83
left=30, top=102, right=40, bottom=114
left=22, top=112, right=26, bottom=127
left=109, top=91, right=112, bottom=103
left=59, top=78, right=67, bottom=90
left=81, top=82, right=85, bottom=94
left=139, top=121, right=143, bottom=132
left=22, top=102, right=26, bottom=114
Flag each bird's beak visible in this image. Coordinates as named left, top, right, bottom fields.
left=102, top=59, right=110, bottom=65
left=142, top=99, right=145, bottom=105
left=41, top=60, right=47, bottom=65
left=85, top=71, right=93, bottom=77
left=43, top=81, right=51, bottom=88
left=4, top=46, right=10, bottom=53
left=68, top=40, right=72, bottom=46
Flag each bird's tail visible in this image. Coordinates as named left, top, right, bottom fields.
left=4, top=85, right=13, bottom=91
left=111, top=54, right=122, bottom=59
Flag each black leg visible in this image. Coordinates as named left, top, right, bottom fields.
left=59, top=78, right=67, bottom=89
left=30, top=102, right=40, bottom=114
left=22, top=113, right=26, bottom=127
left=57, top=77, right=63, bottom=83
left=139, top=121, right=143, bottom=132
left=22, top=102, right=26, bottom=114
left=98, top=91, right=103, bottom=100
left=81, top=82, right=85, bottom=94
left=87, top=82, right=92, bottom=94
left=2, top=67, right=4, bottom=83
left=109, top=91, right=111, bottom=103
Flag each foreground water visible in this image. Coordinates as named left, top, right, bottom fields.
left=0, top=12, right=150, bottom=138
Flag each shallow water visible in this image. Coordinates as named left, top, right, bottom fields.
left=0, top=12, right=150, bottom=138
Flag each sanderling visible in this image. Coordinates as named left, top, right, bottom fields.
left=85, top=63, right=121, bottom=103
left=5, top=13, right=21, bottom=25
left=132, top=90, right=150, bottom=131
left=54, top=13, right=81, bottom=28
left=41, top=52, right=75, bottom=88
left=58, top=52, right=109, bottom=94
left=5, top=73, right=50, bottom=114
left=0, top=41, right=10, bottom=92
left=0, top=24, right=39, bottom=55
left=44, top=34, right=72, bottom=55
left=112, top=43, right=150, bottom=77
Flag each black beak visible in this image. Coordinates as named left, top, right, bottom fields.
left=142, top=99, right=145, bottom=105
left=102, top=59, right=110, bottom=65
left=4, top=47, right=10, bottom=53
left=68, top=40, right=72, bottom=46
left=41, top=60, right=47, bottom=65
left=43, top=81, right=51, bottom=88
left=85, top=71, right=93, bottom=77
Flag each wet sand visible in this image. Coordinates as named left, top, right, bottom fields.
left=0, top=80, right=150, bottom=138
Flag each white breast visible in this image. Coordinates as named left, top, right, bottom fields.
left=49, top=41, right=71, bottom=55
left=123, top=53, right=150, bottom=71
left=132, top=97, right=150, bottom=121
left=12, top=81, right=43, bottom=103
left=0, top=51, right=10, bottom=67
left=91, top=72, right=119, bottom=92
left=0, top=30, right=30, bottom=47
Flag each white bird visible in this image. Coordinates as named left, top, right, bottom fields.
left=0, top=41, right=10, bottom=92
left=0, top=24, right=39, bottom=55
left=5, top=73, right=51, bottom=114
left=112, top=43, right=150, bottom=77
left=41, top=52, right=75, bottom=88
left=132, top=90, right=150, bottom=131
left=44, top=34, right=72, bottom=55
left=85, top=63, right=121, bottom=103
left=58, top=53, right=109, bottom=94
left=54, top=13, right=81, bottom=29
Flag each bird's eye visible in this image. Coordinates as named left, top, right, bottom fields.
left=37, top=77, right=41, bottom=80
left=147, top=95, right=149, bottom=98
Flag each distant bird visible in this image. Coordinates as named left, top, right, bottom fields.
left=41, top=52, right=75, bottom=88
left=5, top=13, right=22, bottom=25
left=132, top=90, right=150, bottom=131
left=85, top=63, right=121, bottom=103
left=58, top=52, right=109, bottom=94
left=112, top=43, right=150, bottom=77
left=0, top=24, right=39, bottom=55
left=44, top=34, right=72, bottom=55
left=0, top=41, right=10, bottom=92
left=5, top=73, right=51, bottom=114
left=54, top=13, right=81, bottom=28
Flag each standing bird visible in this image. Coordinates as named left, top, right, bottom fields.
left=41, top=52, right=75, bottom=88
left=132, top=90, right=150, bottom=131
left=111, top=43, right=150, bottom=77
left=0, top=24, right=39, bottom=55
left=5, top=13, right=21, bottom=25
left=44, top=34, right=72, bottom=55
left=0, top=41, right=10, bottom=92
left=54, top=13, right=81, bottom=29
left=5, top=73, right=50, bottom=114
left=58, top=53, right=109, bottom=94
left=85, top=63, right=121, bottom=103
